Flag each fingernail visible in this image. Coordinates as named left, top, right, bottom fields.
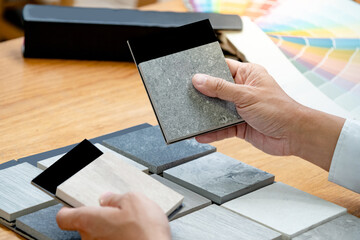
left=193, top=74, right=207, bottom=85
left=99, top=192, right=114, bottom=205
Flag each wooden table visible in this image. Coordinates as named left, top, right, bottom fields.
left=0, top=0, right=359, bottom=239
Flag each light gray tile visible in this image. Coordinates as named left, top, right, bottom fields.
left=37, top=154, right=65, bottom=170
left=16, top=204, right=80, bottom=240
left=102, top=125, right=216, bottom=174
left=170, top=204, right=281, bottom=240
left=151, top=174, right=211, bottom=220
left=138, top=41, right=242, bottom=143
left=293, top=213, right=360, bottom=240
left=222, top=182, right=347, bottom=239
left=0, top=163, right=57, bottom=221
left=163, top=152, right=274, bottom=204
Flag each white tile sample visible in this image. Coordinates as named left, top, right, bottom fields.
left=170, top=204, right=282, bottom=240
left=293, top=213, right=360, bottom=240
left=94, top=143, right=149, bottom=173
left=163, top=152, right=274, bottom=204
left=151, top=174, right=211, bottom=220
left=37, top=154, right=65, bottom=170
left=16, top=204, right=80, bottom=240
left=0, top=163, right=57, bottom=221
left=222, top=182, right=347, bottom=239
left=56, top=152, right=184, bottom=216
left=102, top=125, right=216, bottom=174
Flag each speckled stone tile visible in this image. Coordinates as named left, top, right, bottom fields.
left=151, top=174, right=211, bottom=220
left=102, top=125, right=216, bottom=174
left=293, top=213, right=360, bottom=240
left=138, top=41, right=242, bottom=143
left=16, top=204, right=80, bottom=240
left=163, top=152, right=274, bottom=204
left=222, top=182, right=347, bottom=240
left=170, top=204, right=282, bottom=240
left=0, top=163, right=57, bottom=222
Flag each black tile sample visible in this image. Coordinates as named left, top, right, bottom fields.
left=102, top=125, right=216, bottom=174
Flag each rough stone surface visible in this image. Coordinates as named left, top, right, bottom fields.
left=16, top=204, right=80, bottom=240
left=138, top=42, right=242, bottom=143
left=170, top=205, right=282, bottom=240
left=163, top=152, right=274, bottom=204
left=222, top=182, right=347, bottom=239
left=102, top=125, right=216, bottom=174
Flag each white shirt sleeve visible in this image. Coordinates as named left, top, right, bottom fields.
left=329, top=119, right=360, bottom=193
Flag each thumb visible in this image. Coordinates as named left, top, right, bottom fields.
left=99, top=192, right=124, bottom=208
left=192, top=74, right=244, bottom=103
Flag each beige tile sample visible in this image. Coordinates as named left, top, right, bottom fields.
left=56, top=152, right=184, bottom=216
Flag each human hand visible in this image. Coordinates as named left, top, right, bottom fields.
left=56, top=192, right=171, bottom=240
left=192, top=59, right=344, bottom=170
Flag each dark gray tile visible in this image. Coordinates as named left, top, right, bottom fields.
left=163, top=152, right=274, bottom=204
left=151, top=174, right=211, bottom=220
left=293, top=214, right=360, bottom=240
left=16, top=204, right=80, bottom=240
left=138, top=42, right=242, bottom=143
left=171, top=204, right=281, bottom=240
left=102, top=125, right=216, bottom=174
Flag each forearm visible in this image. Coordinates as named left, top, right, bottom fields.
left=290, top=106, right=345, bottom=171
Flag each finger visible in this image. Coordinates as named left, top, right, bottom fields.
left=225, top=58, right=242, bottom=78
left=99, top=192, right=124, bottom=208
left=192, top=74, right=246, bottom=103
left=56, top=207, right=86, bottom=231
left=195, top=126, right=238, bottom=143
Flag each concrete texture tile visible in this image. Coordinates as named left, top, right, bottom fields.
left=16, top=204, right=80, bottom=240
left=0, top=163, right=57, bottom=221
left=102, top=125, right=216, bottom=174
left=151, top=174, right=211, bottom=220
left=221, top=182, right=347, bottom=239
left=138, top=42, right=242, bottom=143
left=0, top=160, right=18, bottom=170
left=170, top=204, right=282, bottom=240
left=293, top=213, right=360, bottom=240
left=163, top=152, right=274, bottom=204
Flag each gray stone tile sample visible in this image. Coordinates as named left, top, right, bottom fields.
left=0, top=163, right=57, bottom=222
left=102, top=125, right=216, bottom=174
left=170, top=204, right=282, bottom=240
left=222, top=182, right=347, bottom=240
left=163, top=152, right=274, bottom=204
left=138, top=42, right=243, bottom=143
left=16, top=204, right=80, bottom=240
left=0, top=160, right=18, bottom=170
left=293, top=213, right=360, bottom=240
left=151, top=174, right=211, bottom=220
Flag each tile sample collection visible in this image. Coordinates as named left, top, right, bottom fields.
left=56, top=152, right=184, bottom=216
left=151, top=174, right=211, bottom=220
left=16, top=204, right=80, bottom=240
left=0, top=163, right=56, bottom=222
left=170, top=204, right=282, bottom=240
left=102, top=125, right=216, bottom=174
left=222, top=182, right=347, bottom=239
left=163, top=152, right=274, bottom=204
left=293, top=213, right=360, bottom=240
left=37, top=153, right=65, bottom=170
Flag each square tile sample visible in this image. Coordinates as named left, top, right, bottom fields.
left=37, top=153, right=65, bottom=170
left=170, top=204, right=281, bottom=240
left=102, top=125, right=216, bottom=174
left=129, top=20, right=242, bottom=144
left=16, top=204, right=80, bottom=240
left=151, top=174, right=211, bottom=220
left=222, top=182, right=347, bottom=239
left=163, top=152, right=274, bottom=204
left=293, top=213, right=360, bottom=240
left=0, top=163, right=57, bottom=221
left=0, top=160, right=18, bottom=170
left=56, top=152, right=184, bottom=216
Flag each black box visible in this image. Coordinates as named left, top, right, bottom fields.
left=23, top=4, right=242, bottom=61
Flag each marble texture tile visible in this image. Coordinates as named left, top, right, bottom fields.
left=56, top=152, right=184, bottom=216
left=222, top=182, right=347, bottom=239
left=163, top=152, right=274, bottom=204
left=102, top=125, right=216, bottom=174
left=151, top=174, right=211, bottom=220
left=16, top=204, right=80, bottom=240
left=0, top=163, right=57, bottom=221
left=293, top=213, right=360, bottom=240
left=138, top=42, right=242, bottom=143
left=170, top=204, right=281, bottom=240
left=0, top=160, right=18, bottom=170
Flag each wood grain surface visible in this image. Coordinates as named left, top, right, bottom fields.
left=0, top=0, right=359, bottom=239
